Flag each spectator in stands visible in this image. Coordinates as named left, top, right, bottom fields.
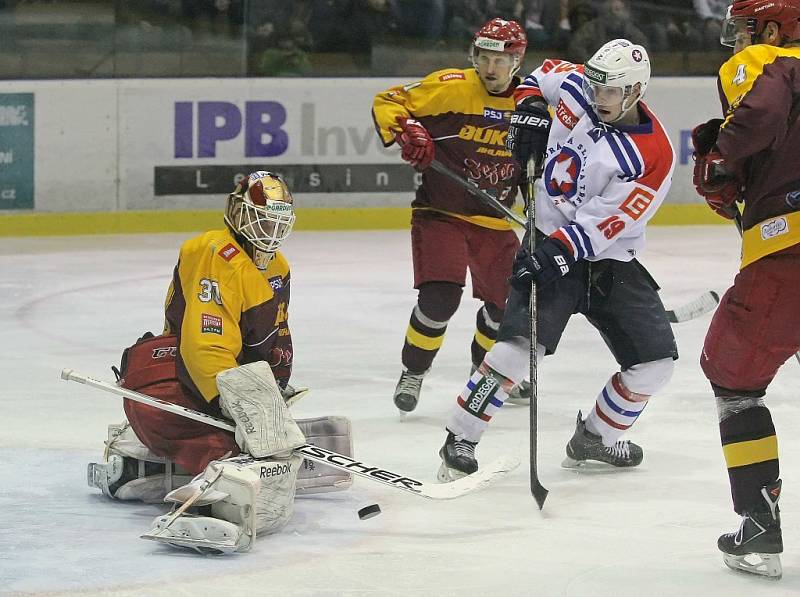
left=635, top=1, right=702, bottom=52
left=693, top=0, right=728, bottom=49
left=309, top=0, right=390, bottom=54
left=247, top=1, right=312, bottom=75
left=445, top=0, right=488, bottom=41
left=567, top=0, right=647, bottom=62
left=523, top=0, right=568, bottom=49
left=391, top=0, right=446, bottom=40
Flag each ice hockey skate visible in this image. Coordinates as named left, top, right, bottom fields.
left=562, top=411, right=643, bottom=468
left=437, top=431, right=478, bottom=482
left=393, top=369, right=426, bottom=416
left=718, top=480, right=783, bottom=579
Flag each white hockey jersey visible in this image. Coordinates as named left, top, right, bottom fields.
left=515, top=59, right=675, bottom=262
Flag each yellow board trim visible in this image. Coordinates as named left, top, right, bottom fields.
left=0, top=204, right=732, bottom=237
left=474, top=329, right=495, bottom=352
left=740, top=212, right=800, bottom=269
left=723, top=435, right=779, bottom=469
left=405, top=324, right=445, bottom=351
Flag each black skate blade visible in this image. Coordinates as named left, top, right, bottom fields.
left=722, top=552, right=782, bottom=580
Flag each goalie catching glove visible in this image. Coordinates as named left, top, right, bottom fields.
left=510, top=237, right=575, bottom=291
left=691, top=118, right=741, bottom=219
left=393, top=117, right=434, bottom=171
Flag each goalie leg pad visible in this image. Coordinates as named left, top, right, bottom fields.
left=144, top=453, right=301, bottom=554
left=296, top=416, right=354, bottom=495
left=217, top=362, right=306, bottom=458
left=88, top=422, right=192, bottom=502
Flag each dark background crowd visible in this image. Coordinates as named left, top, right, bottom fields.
left=0, top=1, right=733, bottom=78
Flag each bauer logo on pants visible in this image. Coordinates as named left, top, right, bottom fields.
left=201, top=313, right=223, bottom=335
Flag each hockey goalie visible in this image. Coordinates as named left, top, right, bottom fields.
left=86, top=172, right=353, bottom=554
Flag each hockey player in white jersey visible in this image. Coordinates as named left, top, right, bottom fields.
left=438, top=39, right=678, bottom=480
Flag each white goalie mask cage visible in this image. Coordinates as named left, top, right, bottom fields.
left=582, top=39, right=651, bottom=121
left=224, top=171, right=296, bottom=260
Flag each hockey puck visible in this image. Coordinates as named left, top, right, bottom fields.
left=357, top=504, right=381, bottom=520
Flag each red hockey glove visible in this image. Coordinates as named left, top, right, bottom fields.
left=394, top=117, right=434, bottom=171
left=691, top=119, right=740, bottom=220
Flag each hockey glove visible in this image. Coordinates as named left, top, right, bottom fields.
left=394, top=117, right=434, bottom=171
left=506, top=97, right=552, bottom=169
left=510, top=237, right=575, bottom=292
left=691, top=120, right=740, bottom=219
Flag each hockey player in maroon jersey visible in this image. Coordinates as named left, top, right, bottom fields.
left=692, top=0, right=800, bottom=579
left=372, top=18, right=529, bottom=415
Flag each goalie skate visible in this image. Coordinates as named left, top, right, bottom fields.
left=142, top=514, right=241, bottom=555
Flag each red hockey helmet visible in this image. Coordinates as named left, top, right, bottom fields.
left=722, top=0, right=800, bottom=47
left=472, top=18, right=527, bottom=57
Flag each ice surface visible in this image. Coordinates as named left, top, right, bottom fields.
left=1, top=227, right=798, bottom=596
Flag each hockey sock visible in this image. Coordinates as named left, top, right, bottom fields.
left=718, top=402, right=779, bottom=514
left=471, top=304, right=502, bottom=367
left=402, top=283, right=461, bottom=373
left=584, top=373, right=648, bottom=447
left=401, top=304, right=449, bottom=372
left=446, top=364, right=515, bottom=443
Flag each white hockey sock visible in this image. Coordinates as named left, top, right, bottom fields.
left=446, top=364, right=514, bottom=443
left=584, top=373, right=648, bottom=447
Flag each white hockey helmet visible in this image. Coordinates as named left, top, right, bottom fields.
left=582, top=39, right=651, bottom=121
left=224, top=171, right=296, bottom=268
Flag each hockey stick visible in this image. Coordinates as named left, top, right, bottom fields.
left=666, top=291, right=720, bottom=324
left=429, top=159, right=526, bottom=226
left=526, top=155, right=548, bottom=510
left=62, top=368, right=518, bottom=500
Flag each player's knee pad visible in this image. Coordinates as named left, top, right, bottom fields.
left=145, top=452, right=302, bottom=554
left=296, top=416, right=353, bottom=495
left=417, top=281, right=463, bottom=322
left=618, top=357, right=674, bottom=398
left=87, top=422, right=192, bottom=502
left=483, top=337, right=545, bottom=384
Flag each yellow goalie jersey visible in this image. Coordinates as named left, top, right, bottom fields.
left=372, top=68, right=521, bottom=229
left=164, top=228, right=292, bottom=402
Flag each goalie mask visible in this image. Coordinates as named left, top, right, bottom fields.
left=721, top=1, right=800, bottom=50
left=224, top=171, right=296, bottom=269
left=582, top=39, right=650, bottom=123
left=470, top=18, right=527, bottom=92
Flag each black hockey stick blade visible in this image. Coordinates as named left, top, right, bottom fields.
left=531, top=479, right=548, bottom=510
left=666, top=290, right=720, bottom=323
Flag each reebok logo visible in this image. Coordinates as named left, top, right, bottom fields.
left=229, top=399, right=255, bottom=433
left=260, top=462, right=292, bottom=478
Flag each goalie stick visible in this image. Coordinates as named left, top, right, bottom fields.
left=62, top=368, right=518, bottom=501
left=666, top=291, right=720, bottom=324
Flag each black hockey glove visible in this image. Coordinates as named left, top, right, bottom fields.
left=510, top=237, right=575, bottom=292
left=506, top=97, right=552, bottom=169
